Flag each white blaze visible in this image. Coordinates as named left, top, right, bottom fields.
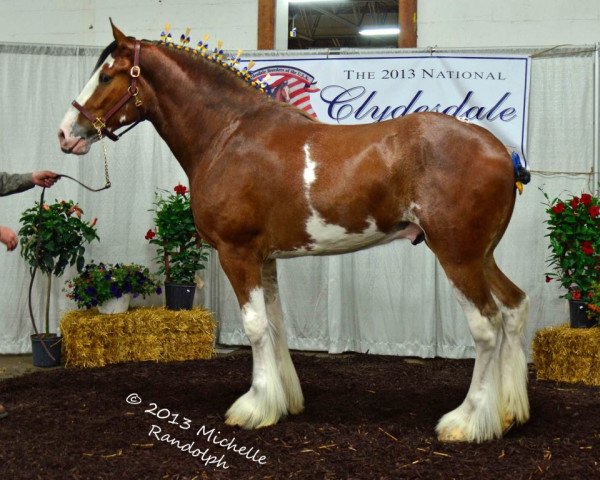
left=59, top=56, right=115, bottom=136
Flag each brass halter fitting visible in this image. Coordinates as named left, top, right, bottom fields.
left=93, top=118, right=107, bottom=132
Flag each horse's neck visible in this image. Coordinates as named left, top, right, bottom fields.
left=141, top=45, right=265, bottom=177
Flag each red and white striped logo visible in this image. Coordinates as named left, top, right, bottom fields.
left=252, top=66, right=320, bottom=118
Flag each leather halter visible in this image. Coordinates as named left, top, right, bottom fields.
left=72, top=40, right=143, bottom=141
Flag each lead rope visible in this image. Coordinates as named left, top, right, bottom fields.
left=28, top=127, right=111, bottom=362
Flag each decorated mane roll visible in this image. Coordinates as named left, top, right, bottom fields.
left=158, top=24, right=273, bottom=96
left=511, top=151, right=531, bottom=194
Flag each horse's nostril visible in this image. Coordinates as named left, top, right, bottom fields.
left=58, top=128, right=75, bottom=153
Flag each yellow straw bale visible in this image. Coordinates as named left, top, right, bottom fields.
left=532, top=324, right=600, bottom=386
left=60, top=306, right=216, bottom=368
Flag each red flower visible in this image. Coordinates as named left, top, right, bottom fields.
left=589, top=292, right=594, bottom=299
left=581, top=193, right=592, bottom=206
left=545, top=275, right=553, bottom=283
left=571, top=197, right=580, bottom=208
left=572, top=290, right=582, bottom=300
left=588, top=205, right=600, bottom=218
left=145, top=229, right=156, bottom=240
left=174, top=184, right=187, bottom=195
left=582, top=241, right=594, bottom=256
left=552, top=203, right=565, bottom=214
left=90, top=217, right=97, bottom=227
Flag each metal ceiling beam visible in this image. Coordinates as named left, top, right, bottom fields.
left=310, top=6, right=359, bottom=29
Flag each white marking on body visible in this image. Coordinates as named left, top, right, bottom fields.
left=119, top=115, right=127, bottom=124
left=59, top=56, right=115, bottom=137
left=405, top=202, right=422, bottom=224
left=298, top=143, right=389, bottom=254
left=302, top=144, right=316, bottom=187
left=269, top=144, right=426, bottom=259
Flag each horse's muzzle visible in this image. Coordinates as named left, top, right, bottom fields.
left=58, top=129, right=90, bottom=155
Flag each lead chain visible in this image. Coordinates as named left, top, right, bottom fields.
left=95, top=126, right=112, bottom=188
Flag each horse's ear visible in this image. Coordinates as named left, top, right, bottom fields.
left=109, top=18, right=128, bottom=46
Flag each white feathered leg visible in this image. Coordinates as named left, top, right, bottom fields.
left=262, top=260, right=304, bottom=414
left=225, top=285, right=288, bottom=429
left=497, top=295, right=530, bottom=430
left=437, top=292, right=504, bottom=443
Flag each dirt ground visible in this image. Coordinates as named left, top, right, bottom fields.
left=0, top=352, right=599, bottom=479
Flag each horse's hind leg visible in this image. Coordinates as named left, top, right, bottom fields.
left=219, top=251, right=288, bottom=429
left=485, top=258, right=530, bottom=430
left=435, top=260, right=504, bottom=443
left=262, top=260, right=304, bottom=415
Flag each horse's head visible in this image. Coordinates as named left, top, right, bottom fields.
left=58, top=21, right=144, bottom=154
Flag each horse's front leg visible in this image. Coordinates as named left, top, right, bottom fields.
left=262, top=259, right=304, bottom=415
left=219, top=252, right=288, bottom=429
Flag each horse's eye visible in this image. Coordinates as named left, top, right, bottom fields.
left=99, top=73, right=112, bottom=84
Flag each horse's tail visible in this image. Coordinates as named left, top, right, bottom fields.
left=511, top=151, right=530, bottom=194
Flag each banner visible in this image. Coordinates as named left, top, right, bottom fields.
left=249, top=54, right=531, bottom=160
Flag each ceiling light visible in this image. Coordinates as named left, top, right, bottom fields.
left=359, top=27, right=400, bottom=36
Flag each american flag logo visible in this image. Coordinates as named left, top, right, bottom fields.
left=251, top=66, right=320, bottom=118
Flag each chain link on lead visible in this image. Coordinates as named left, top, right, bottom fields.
left=96, top=126, right=112, bottom=188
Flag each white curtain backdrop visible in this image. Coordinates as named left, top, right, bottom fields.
left=0, top=43, right=596, bottom=358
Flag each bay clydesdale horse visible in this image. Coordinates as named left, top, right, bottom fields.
left=58, top=23, right=531, bottom=443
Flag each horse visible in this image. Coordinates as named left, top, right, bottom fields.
left=58, top=23, right=531, bottom=443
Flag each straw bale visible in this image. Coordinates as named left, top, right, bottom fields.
left=60, top=306, right=216, bottom=368
left=532, top=324, right=600, bottom=386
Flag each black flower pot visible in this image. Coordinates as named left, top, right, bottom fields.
left=165, top=283, right=196, bottom=310
left=569, top=299, right=595, bottom=328
left=31, top=334, right=62, bottom=367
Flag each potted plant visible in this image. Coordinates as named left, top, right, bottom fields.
left=146, top=184, right=211, bottom=310
left=64, top=262, right=162, bottom=313
left=19, top=200, right=99, bottom=366
left=543, top=190, right=600, bottom=328
left=585, top=282, right=600, bottom=327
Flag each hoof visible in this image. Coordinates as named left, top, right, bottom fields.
left=501, top=412, right=516, bottom=434
left=288, top=403, right=305, bottom=416
left=436, top=405, right=503, bottom=443
left=502, top=419, right=516, bottom=435
left=224, top=389, right=286, bottom=430
left=437, top=426, right=468, bottom=443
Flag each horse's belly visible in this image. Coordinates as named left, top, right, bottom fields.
left=271, top=215, right=423, bottom=258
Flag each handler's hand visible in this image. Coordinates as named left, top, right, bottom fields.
left=32, top=171, right=59, bottom=188
left=0, top=226, right=18, bottom=251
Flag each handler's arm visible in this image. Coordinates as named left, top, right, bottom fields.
left=0, top=172, right=35, bottom=196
